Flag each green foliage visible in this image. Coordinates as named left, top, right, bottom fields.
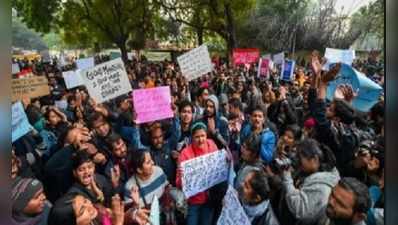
left=12, top=17, right=48, bottom=51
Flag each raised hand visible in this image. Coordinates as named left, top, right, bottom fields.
left=321, top=63, right=341, bottom=84
left=111, top=194, right=125, bottom=225
left=111, top=165, right=121, bottom=188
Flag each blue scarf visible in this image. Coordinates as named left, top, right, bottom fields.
left=243, top=200, right=269, bottom=222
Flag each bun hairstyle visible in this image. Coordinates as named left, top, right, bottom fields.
left=297, top=138, right=336, bottom=172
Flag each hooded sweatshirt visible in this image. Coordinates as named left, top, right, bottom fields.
left=201, top=95, right=230, bottom=147
left=282, top=167, right=340, bottom=225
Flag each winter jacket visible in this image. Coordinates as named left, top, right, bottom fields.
left=176, top=139, right=218, bottom=205
left=240, top=124, right=276, bottom=164
left=282, top=168, right=340, bottom=225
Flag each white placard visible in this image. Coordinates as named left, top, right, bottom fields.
left=177, top=44, right=213, bottom=81
left=40, top=50, right=51, bottom=63
left=324, top=48, right=356, bottom=70
left=62, top=70, right=84, bottom=89
left=181, top=149, right=229, bottom=198
left=12, top=63, right=20, bottom=74
left=217, top=186, right=251, bottom=225
left=273, top=52, right=285, bottom=65
left=76, top=57, right=95, bottom=70
left=80, top=58, right=132, bottom=103
left=12, top=101, right=32, bottom=143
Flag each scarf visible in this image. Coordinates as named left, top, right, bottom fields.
left=243, top=200, right=270, bottom=222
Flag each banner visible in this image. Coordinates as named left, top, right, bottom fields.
left=217, top=186, right=251, bottom=225
left=326, top=63, right=383, bottom=112
left=257, top=57, right=270, bottom=78
left=76, top=57, right=95, bottom=70
left=280, top=60, right=295, bottom=81
left=273, top=52, right=285, bottom=65
left=12, top=63, right=20, bottom=74
left=12, top=76, right=50, bottom=101
left=132, top=86, right=173, bottom=124
left=177, top=45, right=213, bottom=81
left=181, top=149, right=229, bottom=198
left=12, top=101, right=32, bottom=142
left=62, top=70, right=84, bottom=89
left=144, top=51, right=171, bottom=62
left=232, top=48, right=260, bottom=66
left=324, top=48, right=355, bottom=70
left=80, top=58, right=132, bottom=103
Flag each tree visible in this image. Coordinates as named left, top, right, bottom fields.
left=13, top=0, right=163, bottom=62
left=12, top=16, right=48, bottom=51
left=157, top=0, right=255, bottom=60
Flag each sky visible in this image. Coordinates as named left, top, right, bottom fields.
left=334, top=0, right=377, bottom=15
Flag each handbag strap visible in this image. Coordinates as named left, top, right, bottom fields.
left=134, top=175, right=149, bottom=208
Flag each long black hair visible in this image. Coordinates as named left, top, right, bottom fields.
left=297, top=138, right=336, bottom=172
left=130, top=149, right=151, bottom=174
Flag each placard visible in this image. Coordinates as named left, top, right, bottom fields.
left=232, top=48, right=260, bottom=66
left=217, top=186, right=251, bottom=225
left=76, top=57, right=95, bottom=70
left=177, top=45, right=213, bottom=81
left=181, top=149, right=229, bottom=198
left=80, top=58, right=132, bottom=103
left=326, top=63, right=383, bottom=112
left=40, top=50, right=51, bottom=63
left=12, top=76, right=50, bottom=101
left=62, top=70, right=84, bottom=89
left=12, top=101, right=32, bottom=142
left=257, top=57, right=270, bottom=78
left=280, top=60, right=296, bottom=81
left=12, top=63, right=20, bottom=74
left=132, top=86, right=173, bottom=124
left=273, top=52, right=285, bottom=65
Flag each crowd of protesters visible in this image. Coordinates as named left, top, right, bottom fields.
left=11, top=50, right=384, bottom=225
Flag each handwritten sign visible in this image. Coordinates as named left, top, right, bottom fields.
left=177, top=45, right=213, bottom=81
left=80, top=58, right=132, bottom=103
left=324, top=48, right=355, bottom=70
left=12, top=76, right=50, bottom=101
left=12, top=101, right=32, bottom=142
left=273, top=52, right=285, bottom=65
left=132, top=86, right=173, bottom=124
left=181, top=149, right=229, bottom=198
left=217, top=186, right=251, bottom=225
left=144, top=51, right=171, bottom=62
left=232, top=48, right=260, bottom=66
left=257, top=57, right=270, bottom=78
left=280, top=60, right=295, bottom=81
left=76, top=57, right=94, bottom=70
left=12, top=63, right=20, bottom=74
left=62, top=70, right=84, bottom=89
left=326, top=63, right=383, bottom=112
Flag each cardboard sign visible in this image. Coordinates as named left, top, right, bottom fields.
left=12, top=76, right=50, bottom=101
left=12, top=101, right=32, bottom=142
left=232, top=48, right=260, bottom=66
left=80, top=58, right=132, bottom=103
left=257, top=57, right=270, bottom=78
left=217, top=186, right=251, bottom=225
left=181, top=149, right=229, bottom=198
left=280, top=60, right=296, bottom=81
left=149, top=196, right=160, bottom=225
left=132, top=86, right=173, bottom=124
left=326, top=63, right=383, bottom=112
left=76, top=57, right=95, bottom=70
left=273, top=52, right=285, bottom=65
left=324, top=48, right=355, bottom=70
left=12, top=63, right=20, bottom=74
left=177, top=45, right=213, bottom=81
left=62, top=70, right=84, bottom=89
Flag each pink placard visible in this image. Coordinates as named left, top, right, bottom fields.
left=258, top=58, right=270, bottom=78
left=132, top=86, right=174, bottom=124
left=232, top=48, right=260, bottom=66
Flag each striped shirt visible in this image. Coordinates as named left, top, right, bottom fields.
left=124, top=166, right=168, bottom=207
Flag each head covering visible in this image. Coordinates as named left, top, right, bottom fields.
left=12, top=177, right=43, bottom=213
left=207, top=94, right=219, bottom=113
left=219, top=93, right=228, bottom=105
left=304, top=117, right=316, bottom=129
left=190, top=122, right=207, bottom=135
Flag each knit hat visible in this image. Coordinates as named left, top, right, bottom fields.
left=304, top=117, right=316, bottom=129
left=12, top=177, right=43, bottom=213
left=207, top=94, right=219, bottom=113
left=190, top=122, right=207, bottom=135
left=219, top=93, right=228, bottom=105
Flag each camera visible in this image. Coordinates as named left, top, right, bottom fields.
left=270, top=157, right=292, bottom=174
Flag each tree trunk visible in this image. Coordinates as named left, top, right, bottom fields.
left=197, top=27, right=203, bottom=46
left=117, top=40, right=128, bottom=63
left=224, top=3, right=237, bottom=66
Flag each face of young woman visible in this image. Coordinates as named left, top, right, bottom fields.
left=192, top=129, right=207, bottom=148
left=23, top=188, right=46, bottom=215
left=138, top=152, right=155, bottom=177
left=73, top=195, right=98, bottom=225
left=74, top=161, right=95, bottom=187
